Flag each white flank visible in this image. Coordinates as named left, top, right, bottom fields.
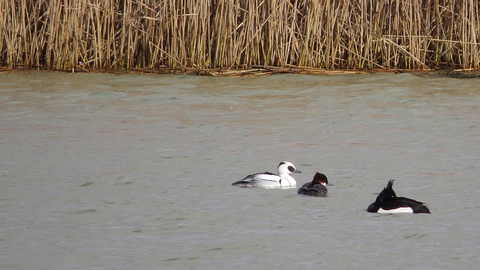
left=254, top=174, right=280, bottom=182
left=378, top=207, right=414, bottom=214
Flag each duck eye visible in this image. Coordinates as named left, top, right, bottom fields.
left=288, top=166, right=295, bottom=172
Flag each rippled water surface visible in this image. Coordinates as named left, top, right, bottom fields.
left=1, top=71, right=480, bottom=269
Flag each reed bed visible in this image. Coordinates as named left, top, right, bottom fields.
left=1, top=0, right=479, bottom=73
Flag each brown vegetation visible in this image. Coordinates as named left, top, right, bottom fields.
left=1, top=0, right=479, bottom=74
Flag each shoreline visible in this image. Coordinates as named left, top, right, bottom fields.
left=1, top=66, right=479, bottom=78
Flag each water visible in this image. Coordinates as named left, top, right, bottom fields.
left=1, top=71, right=480, bottom=269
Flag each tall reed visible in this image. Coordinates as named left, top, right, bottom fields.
left=1, top=0, right=479, bottom=71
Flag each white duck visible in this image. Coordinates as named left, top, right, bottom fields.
left=232, top=161, right=301, bottom=189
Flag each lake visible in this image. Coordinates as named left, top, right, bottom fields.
left=1, top=71, right=480, bottom=269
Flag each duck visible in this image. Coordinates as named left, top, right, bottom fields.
left=232, top=161, right=301, bottom=189
left=297, top=172, right=329, bottom=197
left=367, top=180, right=431, bottom=214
